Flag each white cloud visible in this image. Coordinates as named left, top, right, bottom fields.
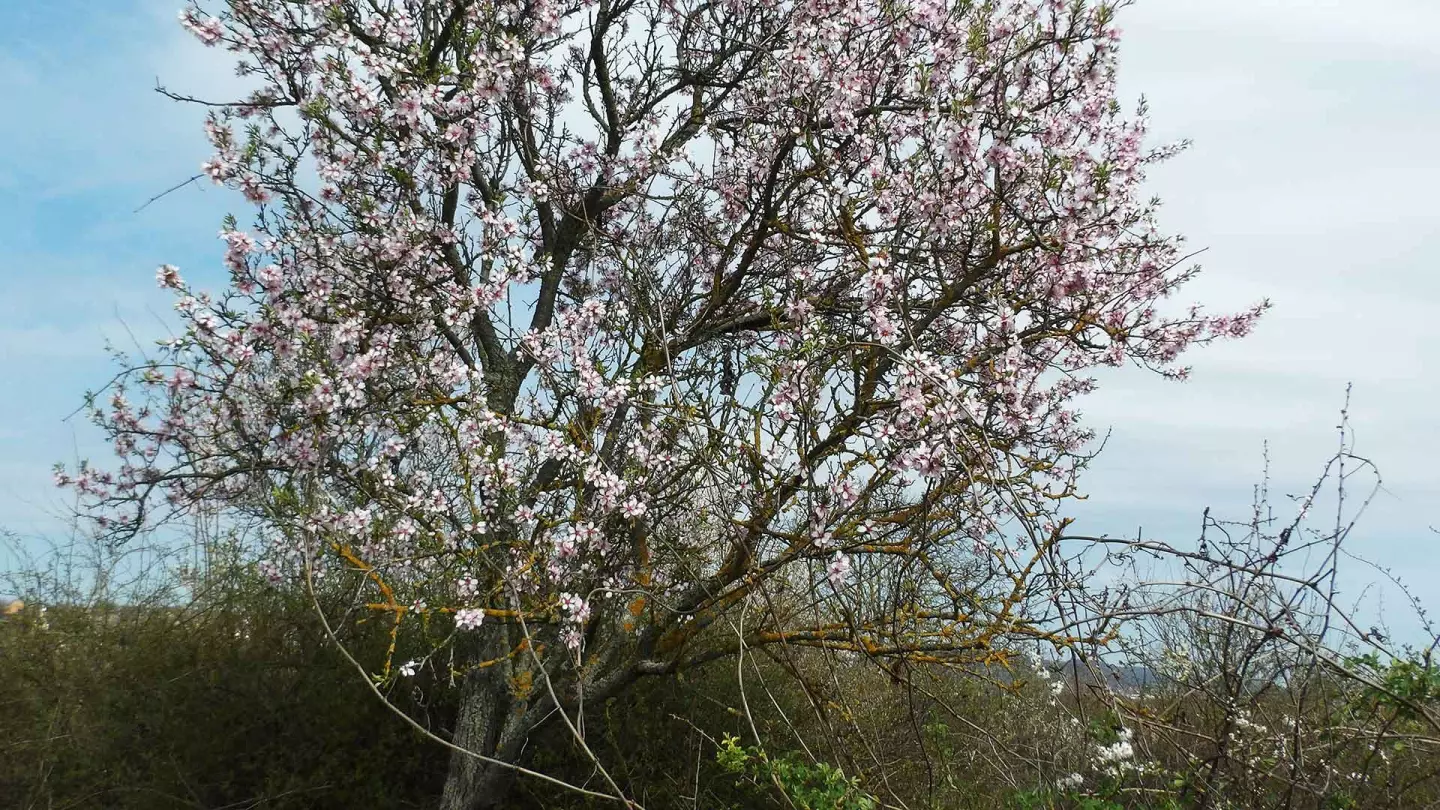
left=1053, top=1, right=1440, bottom=627
left=1117, top=0, right=1440, bottom=65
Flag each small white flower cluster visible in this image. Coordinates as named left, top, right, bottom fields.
left=1093, top=726, right=1138, bottom=778
left=454, top=607, right=485, bottom=631
left=1232, top=708, right=1265, bottom=733
left=827, top=552, right=852, bottom=587
left=456, top=574, right=479, bottom=598
left=1094, top=731, right=1134, bottom=764
left=1159, top=647, right=1196, bottom=681
left=558, top=592, right=591, bottom=651
left=1225, top=707, right=1285, bottom=771
left=1025, top=653, right=1065, bottom=702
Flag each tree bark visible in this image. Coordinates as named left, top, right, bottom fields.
left=439, top=666, right=526, bottom=810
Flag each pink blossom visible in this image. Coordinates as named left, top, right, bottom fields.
left=178, top=9, right=224, bottom=46
left=827, top=552, right=852, bottom=588
left=156, top=264, right=183, bottom=289
left=456, top=575, right=479, bottom=598
left=620, top=497, right=647, bottom=519
left=454, top=608, right=485, bottom=631
left=559, top=593, right=590, bottom=624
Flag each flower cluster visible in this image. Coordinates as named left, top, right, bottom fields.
left=454, top=608, right=485, bottom=632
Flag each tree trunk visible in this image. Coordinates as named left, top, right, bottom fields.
left=436, top=630, right=642, bottom=809
left=439, top=667, right=527, bottom=810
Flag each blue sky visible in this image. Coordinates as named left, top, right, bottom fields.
left=0, top=1, right=235, bottom=533
left=1, top=1, right=1436, bottom=633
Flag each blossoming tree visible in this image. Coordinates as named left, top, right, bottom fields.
left=64, top=0, right=1267, bottom=806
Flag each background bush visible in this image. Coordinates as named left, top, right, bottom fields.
left=5, top=528, right=1440, bottom=810
left=0, top=533, right=451, bottom=810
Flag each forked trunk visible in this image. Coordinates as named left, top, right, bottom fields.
left=439, top=667, right=527, bottom=810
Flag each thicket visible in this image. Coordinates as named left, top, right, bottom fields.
left=6, top=498, right=1440, bottom=810
left=0, top=534, right=445, bottom=809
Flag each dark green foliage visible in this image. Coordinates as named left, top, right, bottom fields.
left=1346, top=651, right=1440, bottom=719
left=0, top=579, right=452, bottom=809
left=715, top=733, right=877, bottom=810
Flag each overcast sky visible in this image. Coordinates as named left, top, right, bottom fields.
left=1078, top=0, right=1440, bottom=635
left=1, top=1, right=1435, bottom=631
